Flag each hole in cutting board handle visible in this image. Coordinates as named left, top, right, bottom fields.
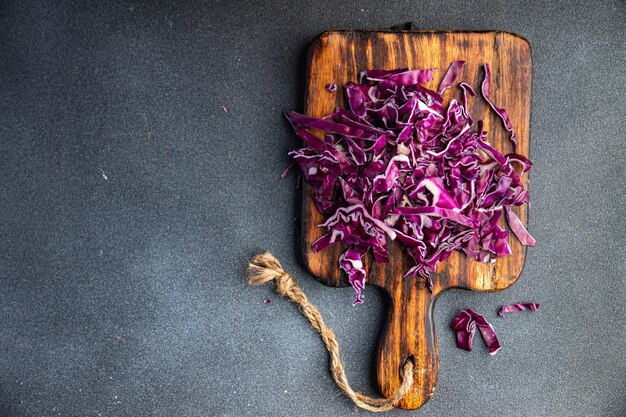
left=401, top=355, right=415, bottom=370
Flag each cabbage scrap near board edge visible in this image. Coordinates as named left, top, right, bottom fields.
left=286, top=62, right=535, bottom=305
left=452, top=309, right=501, bottom=355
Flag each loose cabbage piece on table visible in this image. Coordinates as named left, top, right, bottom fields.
left=286, top=62, right=535, bottom=305
left=451, top=309, right=476, bottom=351
left=498, top=302, right=540, bottom=317
left=451, top=309, right=501, bottom=355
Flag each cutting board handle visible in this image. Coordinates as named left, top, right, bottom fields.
left=376, top=274, right=438, bottom=409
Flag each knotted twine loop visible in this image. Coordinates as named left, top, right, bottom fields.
left=247, top=251, right=414, bottom=412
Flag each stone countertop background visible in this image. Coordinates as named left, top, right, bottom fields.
left=0, top=1, right=624, bottom=416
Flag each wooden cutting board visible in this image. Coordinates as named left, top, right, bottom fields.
left=301, top=30, right=532, bottom=409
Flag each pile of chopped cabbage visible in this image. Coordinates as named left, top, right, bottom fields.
left=286, top=62, right=535, bottom=305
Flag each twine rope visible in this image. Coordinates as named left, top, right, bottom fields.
left=247, top=251, right=414, bottom=412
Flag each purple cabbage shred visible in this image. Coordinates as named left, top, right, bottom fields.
left=451, top=310, right=475, bottom=351
left=452, top=309, right=501, bottom=355
left=498, top=302, right=540, bottom=317
left=438, top=60, right=465, bottom=94
left=280, top=163, right=294, bottom=180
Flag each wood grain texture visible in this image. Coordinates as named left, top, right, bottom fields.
left=301, top=30, right=532, bottom=409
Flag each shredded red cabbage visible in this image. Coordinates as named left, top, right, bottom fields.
left=481, top=64, right=517, bottom=148
left=498, top=302, right=540, bottom=317
left=452, top=309, right=501, bottom=355
left=326, top=83, right=338, bottom=93
left=339, top=249, right=367, bottom=304
left=468, top=308, right=501, bottom=355
left=287, top=63, right=534, bottom=305
left=451, top=310, right=475, bottom=351
left=280, top=163, right=294, bottom=180
left=438, top=60, right=465, bottom=94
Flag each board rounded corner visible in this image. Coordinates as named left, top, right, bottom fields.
left=310, top=30, right=343, bottom=51
left=497, top=30, right=533, bottom=58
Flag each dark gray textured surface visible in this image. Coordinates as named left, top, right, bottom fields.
left=0, top=1, right=625, bottom=416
